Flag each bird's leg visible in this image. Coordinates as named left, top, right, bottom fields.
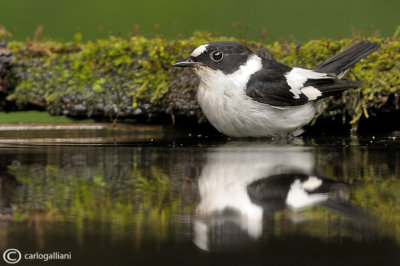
left=286, top=133, right=294, bottom=144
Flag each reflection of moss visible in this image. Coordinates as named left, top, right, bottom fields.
left=7, top=158, right=186, bottom=240
left=5, top=32, right=399, bottom=130
left=352, top=177, right=400, bottom=241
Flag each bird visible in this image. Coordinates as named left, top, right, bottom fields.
left=172, top=40, right=380, bottom=138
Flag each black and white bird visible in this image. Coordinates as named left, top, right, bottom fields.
left=193, top=144, right=373, bottom=251
left=173, top=40, right=380, bottom=138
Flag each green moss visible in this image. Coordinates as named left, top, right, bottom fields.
left=4, top=31, right=400, bottom=130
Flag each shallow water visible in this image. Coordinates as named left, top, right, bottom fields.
left=0, top=127, right=399, bottom=265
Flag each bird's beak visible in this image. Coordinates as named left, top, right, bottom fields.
left=172, top=57, right=202, bottom=68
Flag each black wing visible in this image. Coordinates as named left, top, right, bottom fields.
left=247, top=173, right=374, bottom=221
left=245, top=59, right=362, bottom=107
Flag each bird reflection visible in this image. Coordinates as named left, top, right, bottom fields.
left=193, top=142, right=372, bottom=251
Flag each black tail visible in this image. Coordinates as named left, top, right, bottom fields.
left=321, top=199, right=376, bottom=223
left=314, top=40, right=380, bottom=76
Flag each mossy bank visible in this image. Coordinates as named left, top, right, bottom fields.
left=1, top=32, right=399, bottom=133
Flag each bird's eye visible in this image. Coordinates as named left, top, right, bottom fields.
left=210, top=50, right=223, bottom=62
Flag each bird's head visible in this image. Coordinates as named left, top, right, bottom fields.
left=172, top=41, right=255, bottom=78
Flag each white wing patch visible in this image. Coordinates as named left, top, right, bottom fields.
left=284, top=68, right=331, bottom=100
left=191, top=44, right=208, bottom=57
left=302, top=176, right=323, bottom=191
left=300, top=86, right=322, bottom=100
left=286, top=178, right=327, bottom=209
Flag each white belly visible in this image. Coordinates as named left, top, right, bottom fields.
left=197, top=83, right=317, bottom=138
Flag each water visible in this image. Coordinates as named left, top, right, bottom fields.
left=0, top=127, right=399, bottom=265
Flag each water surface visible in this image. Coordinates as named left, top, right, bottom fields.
left=0, top=129, right=399, bottom=265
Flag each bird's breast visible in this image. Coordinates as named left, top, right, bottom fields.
left=197, top=80, right=251, bottom=136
